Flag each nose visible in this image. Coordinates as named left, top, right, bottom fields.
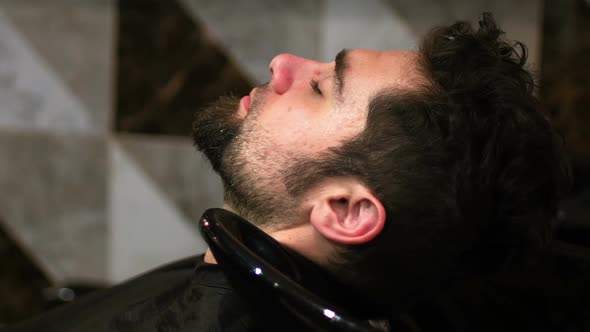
left=268, top=54, right=319, bottom=95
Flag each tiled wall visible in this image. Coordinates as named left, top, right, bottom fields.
left=0, top=0, right=542, bottom=286
left=0, top=0, right=115, bottom=285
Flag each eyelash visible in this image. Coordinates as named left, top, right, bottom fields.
left=309, top=79, right=323, bottom=96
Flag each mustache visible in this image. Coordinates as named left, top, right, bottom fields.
left=250, top=82, right=271, bottom=112
left=192, top=96, right=241, bottom=172
left=256, top=81, right=270, bottom=93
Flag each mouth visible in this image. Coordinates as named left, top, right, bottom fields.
left=239, top=88, right=257, bottom=117
left=240, top=95, right=251, bottom=114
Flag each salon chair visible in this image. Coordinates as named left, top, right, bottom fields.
left=200, top=207, right=590, bottom=332
left=7, top=206, right=588, bottom=332
left=199, top=208, right=391, bottom=332
left=4, top=208, right=396, bottom=332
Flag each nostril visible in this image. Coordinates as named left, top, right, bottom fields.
left=268, top=53, right=298, bottom=94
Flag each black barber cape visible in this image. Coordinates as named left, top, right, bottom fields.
left=7, top=255, right=263, bottom=332
left=6, top=251, right=590, bottom=331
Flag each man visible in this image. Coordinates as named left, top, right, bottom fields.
left=7, top=13, right=573, bottom=332
left=193, top=9, right=568, bottom=321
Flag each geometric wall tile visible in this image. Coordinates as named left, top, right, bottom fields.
left=116, top=0, right=252, bottom=136
left=0, top=222, right=51, bottom=324
left=185, top=0, right=542, bottom=78
left=117, top=134, right=223, bottom=221
left=445, top=0, right=541, bottom=69
left=384, top=0, right=542, bottom=68
left=322, top=0, right=417, bottom=61
left=109, top=141, right=208, bottom=283
left=0, top=131, right=108, bottom=284
left=541, top=0, right=590, bottom=162
left=0, top=0, right=115, bottom=132
left=0, top=10, right=93, bottom=133
left=181, top=0, right=323, bottom=83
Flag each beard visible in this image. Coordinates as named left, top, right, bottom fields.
left=192, top=96, right=241, bottom=174
left=192, top=91, right=297, bottom=227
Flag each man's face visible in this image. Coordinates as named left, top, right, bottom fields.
left=194, top=49, right=421, bottom=226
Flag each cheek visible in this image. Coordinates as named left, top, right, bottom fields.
left=257, top=102, right=318, bottom=138
left=251, top=100, right=365, bottom=155
left=271, top=118, right=359, bottom=155
left=247, top=118, right=321, bottom=161
left=273, top=118, right=318, bottom=150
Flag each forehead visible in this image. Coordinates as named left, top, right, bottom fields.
left=342, top=49, right=422, bottom=106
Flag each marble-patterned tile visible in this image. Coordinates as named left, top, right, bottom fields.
left=385, top=0, right=542, bottom=68
left=0, top=131, right=108, bottom=284
left=0, top=10, right=92, bottom=132
left=462, top=0, right=541, bottom=68
left=0, top=223, right=50, bottom=324
left=322, top=0, right=417, bottom=60
left=116, top=0, right=252, bottom=136
left=116, top=134, right=223, bottom=221
left=0, top=0, right=115, bottom=132
left=181, top=0, right=323, bottom=83
left=109, top=141, right=208, bottom=282
left=382, top=0, right=451, bottom=38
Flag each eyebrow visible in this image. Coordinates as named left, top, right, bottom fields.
left=333, top=48, right=349, bottom=103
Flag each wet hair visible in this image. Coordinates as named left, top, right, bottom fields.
left=284, top=13, right=570, bottom=311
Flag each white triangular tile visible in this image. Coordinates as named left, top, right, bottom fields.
left=0, top=1, right=115, bottom=131
left=0, top=10, right=91, bottom=132
left=0, top=131, right=108, bottom=285
left=109, top=141, right=207, bottom=283
left=322, top=0, right=417, bottom=60
left=180, top=0, right=322, bottom=84
left=117, top=134, right=223, bottom=222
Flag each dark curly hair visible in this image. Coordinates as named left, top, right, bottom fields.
left=285, top=13, right=570, bottom=313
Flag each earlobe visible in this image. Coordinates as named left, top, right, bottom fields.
left=309, top=189, right=386, bottom=245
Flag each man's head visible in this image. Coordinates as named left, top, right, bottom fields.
left=194, top=47, right=423, bottom=230
left=193, top=13, right=569, bottom=310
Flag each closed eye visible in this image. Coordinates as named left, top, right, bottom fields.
left=309, top=79, right=323, bottom=96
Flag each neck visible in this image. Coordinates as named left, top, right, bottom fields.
left=203, top=226, right=332, bottom=267
left=204, top=248, right=218, bottom=264
left=202, top=205, right=333, bottom=266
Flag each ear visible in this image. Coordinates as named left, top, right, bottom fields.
left=308, top=179, right=386, bottom=245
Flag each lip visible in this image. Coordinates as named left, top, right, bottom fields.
left=240, top=88, right=256, bottom=115
left=240, top=95, right=251, bottom=114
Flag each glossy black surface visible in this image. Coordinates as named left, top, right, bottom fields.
left=199, top=208, right=384, bottom=332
